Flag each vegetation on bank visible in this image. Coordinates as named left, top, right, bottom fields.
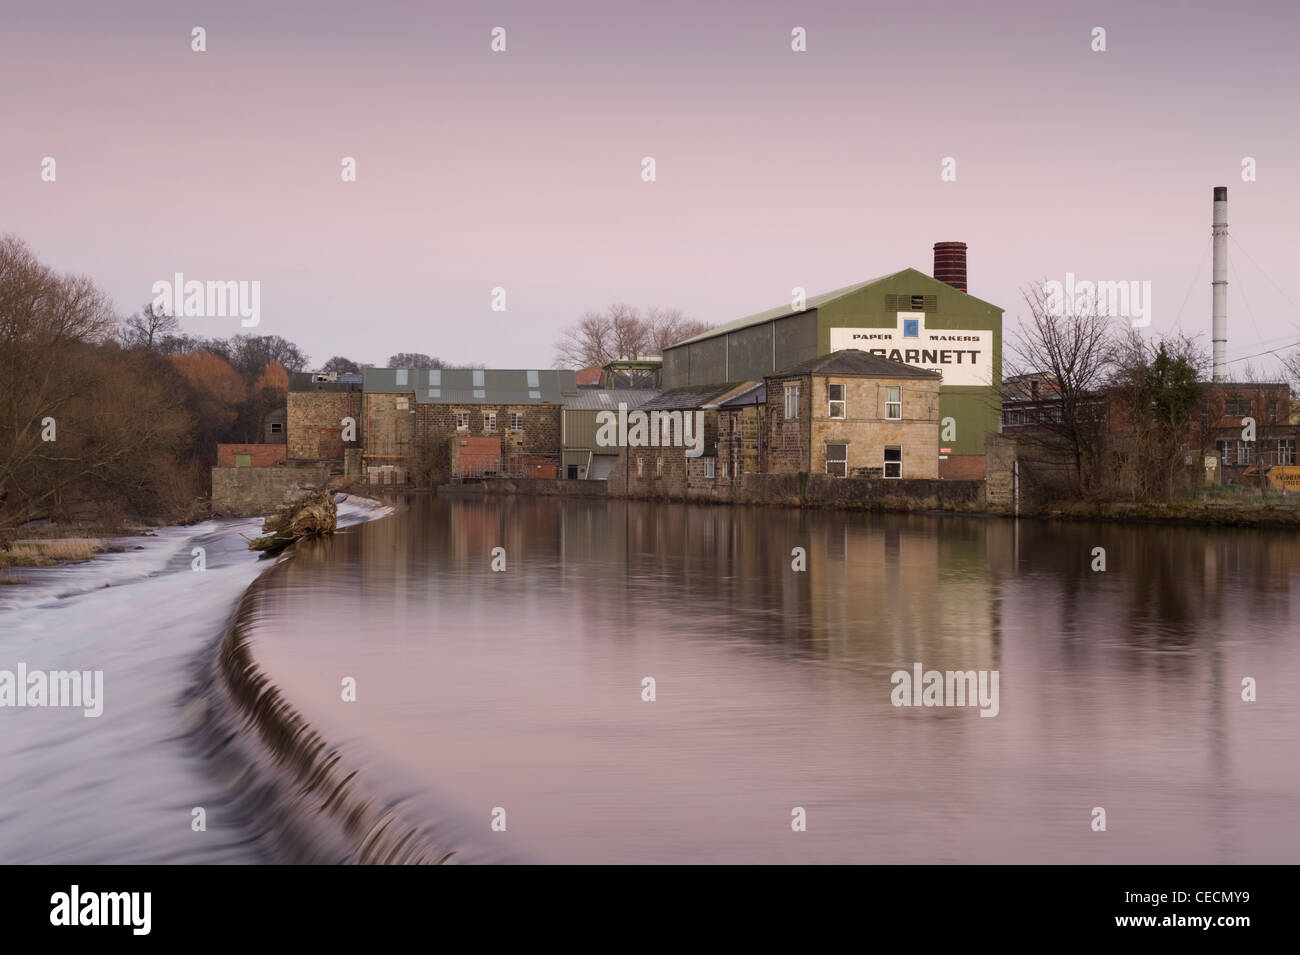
left=0, top=537, right=117, bottom=569
left=0, top=234, right=306, bottom=544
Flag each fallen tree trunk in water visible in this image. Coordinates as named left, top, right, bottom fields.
left=248, top=489, right=337, bottom=556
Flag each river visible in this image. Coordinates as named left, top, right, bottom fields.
left=228, top=495, right=1300, bottom=864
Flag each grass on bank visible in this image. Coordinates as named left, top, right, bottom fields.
left=0, top=537, right=113, bottom=569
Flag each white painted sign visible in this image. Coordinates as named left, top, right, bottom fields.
left=830, top=312, right=993, bottom=387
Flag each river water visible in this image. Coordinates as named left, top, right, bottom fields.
left=234, top=495, right=1300, bottom=864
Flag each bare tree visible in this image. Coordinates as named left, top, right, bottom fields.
left=645, top=306, right=711, bottom=354
left=554, top=311, right=615, bottom=368
left=388, top=353, right=443, bottom=369
left=1006, top=281, right=1118, bottom=494
left=321, top=355, right=360, bottom=374
left=554, top=303, right=710, bottom=368
left=119, top=301, right=179, bottom=350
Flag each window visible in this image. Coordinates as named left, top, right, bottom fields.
left=828, top=383, right=846, bottom=419
left=1225, top=397, right=1252, bottom=417
left=885, top=386, right=902, bottom=420
left=270, top=422, right=283, bottom=434
left=1270, top=401, right=1279, bottom=425
left=395, top=369, right=408, bottom=386
left=1279, top=438, right=1296, bottom=466
left=637, top=457, right=644, bottom=478
left=826, top=444, right=847, bottom=477
left=784, top=384, right=799, bottom=419
left=884, top=446, right=902, bottom=478
left=510, top=413, right=523, bottom=430
left=472, top=369, right=485, bottom=387
left=720, top=461, right=728, bottom=479
left=455, top=412, right=469, bottom=431
left=1216, top=440, right=1231, bottom=467
left=704, top=458, right=716, bottom=479
left=473, top=389, right=485, bottom=399
left=656, top=456, right=663, bottom=476
left=395, top=396, right=409, bottom=410
left=566, top=464, right=579, bottom=479
left=234, top=453, right=252, bottom=468
left=483, top=412, right=496, bottom=432
left=1237, top=441, right=1254, bottom=466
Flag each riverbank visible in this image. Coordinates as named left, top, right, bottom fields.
left=438, top=476, right=1300, bottom=529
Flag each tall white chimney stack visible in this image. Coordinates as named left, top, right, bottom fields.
left=1212, top=186, right=1228, bottom=382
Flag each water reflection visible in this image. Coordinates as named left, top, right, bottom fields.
left=235, top=497, right=1300, bottom=863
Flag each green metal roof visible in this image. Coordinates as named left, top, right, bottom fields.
left=669, top=267, right=1001, bottom=349
left=670, top=273, right=897, bottom=347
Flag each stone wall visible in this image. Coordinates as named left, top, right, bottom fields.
left=364, top=392, right=416, bottom=462
left=417, top=403, right=562, bottom=484
left=439, top=478, right=609, bottom=498
left=288, top=391, right=362, bottom=461
left=211, top=465, right=332, bottom=517
left=985, top=432, right=1079, bottom=507
left=718, top=405, right=762, bottom=486
left=732, top=473, right=984, bottom=509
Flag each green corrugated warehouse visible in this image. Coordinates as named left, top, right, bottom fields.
left=660, top=246, right=1002, bottom=478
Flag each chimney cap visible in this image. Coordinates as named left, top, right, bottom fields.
left=1214, top=186, right=1227, bottom=201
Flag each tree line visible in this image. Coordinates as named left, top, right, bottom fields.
left=0, top=235, right=311, bottom=537
left=1005, top=279, right=1298, bottom=502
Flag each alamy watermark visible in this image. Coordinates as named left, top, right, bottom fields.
left=0, top=663, right=103, bottom=717
left=1043, top=272, right=1151, bottom=327
left=50, top=885, right=150, bottom=935
left=151, top=272, right=260, bottom=327
left=595, top=403, right=704, bottom=457
left=890, top=663, right=999, bottom=717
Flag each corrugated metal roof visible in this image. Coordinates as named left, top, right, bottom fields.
left=770, top=349, right=940, bottom=379
left=718, top=382, right=766, bottom=407
left=562, top=390, right=659, bottom=410
left=638, top=382, right=754, bottom=411
left=670, top=273, right=898, bottom=347
left=363, top=367, right=577, bottom=404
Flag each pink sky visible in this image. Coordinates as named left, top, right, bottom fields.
left=3, top=0, right=1298, bottom=374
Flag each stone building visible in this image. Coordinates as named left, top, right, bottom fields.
left=264, top=407, right=287, bottom=444
left=287, top=372, right=363, bottom=463
left=606, top=382, right=755, bottom=497
left=717, top=383, right=765, bottom=487
left=763, top=350, right=941, bottom=479
left=364, top=367, right=575, bottom=484
left=660, top=244, right=1001, bottom=479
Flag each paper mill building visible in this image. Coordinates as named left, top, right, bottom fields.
left=659, top=242, right=1003, bottom=479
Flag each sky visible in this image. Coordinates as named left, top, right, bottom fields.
left=3, top=0, right=1299, bottom=376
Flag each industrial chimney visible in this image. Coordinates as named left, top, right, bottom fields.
left=933, top=241, right=967, bottom=292
left=1212, top=186, right=1228, bottom=382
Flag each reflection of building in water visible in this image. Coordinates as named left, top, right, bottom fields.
left=570, top=500, right=1003, bottom=669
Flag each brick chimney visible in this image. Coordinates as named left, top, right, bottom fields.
left=933, top=241, right=968, bottom=292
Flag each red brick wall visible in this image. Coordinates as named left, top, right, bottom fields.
left=217, top=444, right=287, bottom=468
left=939, top=454, right=986, bottom=480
